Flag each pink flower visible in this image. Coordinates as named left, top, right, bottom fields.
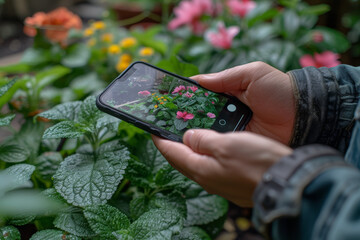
left=187, top=86, right=198, bottom=92
left=227, top=0, right=256, bottom=18
left=300, top=51, right=341, bottom=68
left=138, top=90, right=151, bottom=96
left=184, top=92, right=194, bottom=98
left=207, top=112, right=216, bottom=118
left=176, top=111, right=194, bottom=121
left=312, top=31, right=324, bottom=43
left=168, top=0, right=213, bottom=34
left=204, top=92, right=209, bottom=97
left=172, top=85, right=186, bottom=94
left=206, top=22, right=239, bottom=49
left=211, top=101, right=215, bottom=104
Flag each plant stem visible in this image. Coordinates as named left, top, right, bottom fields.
left=0, top=161, right=6, bottom=170
left=113, top=179, right=129, bottom=199
left=31, top=175, right=40, bottom=189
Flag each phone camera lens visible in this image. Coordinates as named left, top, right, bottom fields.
left=219, top=119, right=227, bottom=126
left=227, top=104, right=236, bottom=112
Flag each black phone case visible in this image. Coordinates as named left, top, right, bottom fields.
left=96, top=61, right=252, bottom=142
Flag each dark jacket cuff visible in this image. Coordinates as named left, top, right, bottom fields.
left=252, top=144, right=347, bottom=238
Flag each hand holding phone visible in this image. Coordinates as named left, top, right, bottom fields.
left=96, top=61, right=252, bottom=142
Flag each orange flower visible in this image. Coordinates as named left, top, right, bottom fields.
left=24, top=12, right=47, bottom=36
left=24, top=7, right=82, bottom=45
left=154, top=105, right=158, bottom=108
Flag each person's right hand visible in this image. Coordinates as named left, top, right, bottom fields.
left=191, top=62, right=296, bottom=145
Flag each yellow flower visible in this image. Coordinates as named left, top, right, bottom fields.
left=152, top=93, right=155, bottom=95
left=120, top=54, right=132, bottom=63
left=164, top=99, right=167, bottom=101
left=92, top=21, right=106, bottom=30
left=87, top=38, right=96, bottom=47
left=120, top=37, right=137, bottom=48
left=101, top=33, right=113, bottom=43
left=108, top=44, right=121, bottom=54
left=139, top=47, right=154, bottom=57
left=116, top=61, right=130, bottom=73
left=84, top=28, right=94, bottom=37
left=154, top=105, right=158, bottom=108
left=157, top=98, right=161, bottom=100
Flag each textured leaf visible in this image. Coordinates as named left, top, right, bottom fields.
left=155, top=165, right=190, bottom=190
left=0, top=78, right=16, bottom=97
left=96, top=114, right=120, bottom=131
left=185, top=195, right=228, bottom=226
left=43, top=121, right=84, bottom=139
left=0, top=144, right=30, bottom=163
left=7, top=215, right=35, bottom=226
left=34, top=152, right=63, bottom=180
left=29, top=230, right=81, bottom=240
left=37, top=101, right=81, bottom=121
left=78, top=96, right=102, bottom=127
left=0, top=226, right=21, bottom=240
left=4, top=164, right=35, bottom=183
left=129, top=195, right=150, bottom=220
left=0, top=115, right=15, bottom=127
left=84, top=204, right=130, bottom=235
left=54, top=142, right=129, bottom=207
left=172, top=227, right=210, bottom=240
left=138, top=141, right=167, bottom=175
left=54, top=210, right=95, bottom=237
left=125, top=158, right=153, bottom=189
left=128, top=208, right=183, bottom=240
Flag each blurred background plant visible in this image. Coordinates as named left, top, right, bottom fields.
left=0, top=0, right=359, bottom=239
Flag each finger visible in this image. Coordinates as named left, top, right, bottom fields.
left=151, top=135, right=215, bottom=180
left=183, top=129, right=224, bottom=155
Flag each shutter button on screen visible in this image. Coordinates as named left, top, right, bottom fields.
left=219, top=119, right=227, bottom=126
left=227, top=104, right=236, bottom=112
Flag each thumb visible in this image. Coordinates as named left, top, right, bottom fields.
left=183, top=129, right=222, bottom=155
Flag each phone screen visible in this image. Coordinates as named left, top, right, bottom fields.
left=98, top=62, right=251, bottom=141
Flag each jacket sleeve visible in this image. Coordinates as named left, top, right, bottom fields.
left=252, top=65, right=360, bottom=240
left=289, top=65, right=360, bottom=153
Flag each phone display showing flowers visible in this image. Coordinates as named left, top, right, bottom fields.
left=102, top=64, right=227, bottom=135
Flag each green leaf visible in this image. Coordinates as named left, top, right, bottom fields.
left=37, top=101, right=81, bottom=121
left=8, top=215, right=35, bottom=226
left=0, top=79, right=16, bottom=97
left=84, top=204, right=130, bottom=235
left=70, top=72, right=105, bottom=96
left=314, top=27, right=350, bottom=53
left=185, top=195, right=228, bottom=226
left=21, top=47, right=50, bottom=66
left=0, top=63, right=31, bottom=74
left=54, top=141, right=129, bottom=207
left=0, top=226, right=21, bottom=240
left=29, top=230, right=81, bottom=240
left=43, top=121, right=85, bottom=139
left=136, top=140, right=167, bottom=175
left=156, top=57, right=199, bottom=77
left=299, top=4, right=330, bottom=16
left=78, top=96, right=103, bottom=130
left=35, top=65, right=71, bottom=91
left=172, top=227, right=210, bottom=240
left=174, top=119, right=188, bottom=131
left=4, top=164, right=35, bottom=183
left=34, top=152, right=63, bottom=180
left=155, top=165, right=190, bottom=190
left=127, top=209, right=183, bottom=240
left=129, top=195, right=150, bottom=220
left=0, top=144, right=30, bottom=163
left=132, top=27, right=167, bottom=55
left=54, top=210, right=95, bottom=237
left=61, top=44, right=90, bottom=68
left=0, top=115, right=15, bottom=127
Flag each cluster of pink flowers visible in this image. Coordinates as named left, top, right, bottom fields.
left=176, top=111, right=194, bottom=121
left=138, top=90, right=151, bottom=96
left=300, top=51, right=341, bottom=68
left=207, top=112, right=216, bottom=118
left=172, top=85, right=198, bottom=97
left=168, top=0, right=256, bottom=49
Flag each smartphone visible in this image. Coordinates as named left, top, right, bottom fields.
left=96, top=61, right=252, bottom=142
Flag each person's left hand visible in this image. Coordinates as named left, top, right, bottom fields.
left=152, top=130, right=292, bottom=207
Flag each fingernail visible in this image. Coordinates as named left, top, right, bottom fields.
left=183, top=130, right=194, bottom=145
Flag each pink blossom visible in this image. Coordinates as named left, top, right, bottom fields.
left=211, top=101, right=215, bottom=104
left=312, top=31, right=324, bottom=43
left=206, top=22, right=239, bottom=49
left=187, top=86, right=198, bottom=92
left=204, top=92, right=209, bottom=97
left=184, top=92, right=194, bottom=98
left=227, top=0, right=256, bottom=18
left=138, top=90, right=151, bottom=96
left=168, top=0, right=214, bottom=34
left=172, top=85, right=186, bottom=94
left=176, top=111, right=194, bottom=121
left=207, top=112, right=216, bottom=118
left=300, top=51, right=341, bottom=68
